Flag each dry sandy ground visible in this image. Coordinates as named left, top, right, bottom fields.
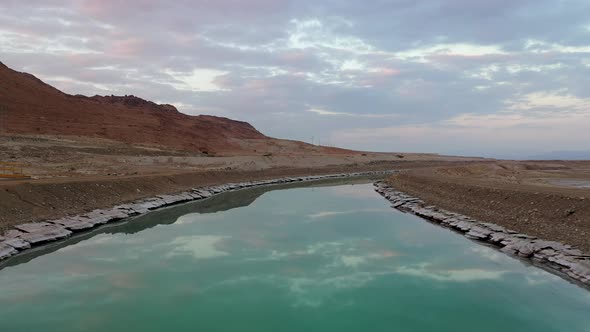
left=388, top=161, right=590, bottom=253
left=0, top=134, right=482, bottom=230
left=0, top=134, right=478, bottom=179
left=3, top=133, right=588, bottom=255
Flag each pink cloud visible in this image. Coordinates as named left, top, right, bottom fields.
left=375, top=67, right=400, bottom=76
left=357, top=67, right=401, bottom=87
left=78, top=0, right=160, bottom=19
left=110, top=37, right=146, bottom=57
left=427, top=53, right=513, bottom=67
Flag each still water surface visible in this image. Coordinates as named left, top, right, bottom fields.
left=1, top=181, right=590, bottom=331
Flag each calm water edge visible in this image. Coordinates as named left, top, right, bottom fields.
left=1, top=181, right=589, bottom=331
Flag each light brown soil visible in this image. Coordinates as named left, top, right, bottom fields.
left=0, top=160, right=473, bottom=232
left=0, top=134, right=483, bottom=231
left=387, top=161, right=590, bottom=252
left=0, top=134, right=480, bottom=179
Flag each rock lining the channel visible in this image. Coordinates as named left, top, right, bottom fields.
left=0, top=171, right=393, bottom=262
left=373, top=181, right=590, bottom=287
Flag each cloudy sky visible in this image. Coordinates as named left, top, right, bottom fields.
left=2, top=0, right=590, bottom=158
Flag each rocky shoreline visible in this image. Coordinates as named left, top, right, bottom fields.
left=374, top=181, right=590, bottom=288
left=0, top=171, right=393, bottom=262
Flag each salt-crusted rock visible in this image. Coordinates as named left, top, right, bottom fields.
left=428, top=212, right=449, bottom=222
left=479, top=223, right=508, bottom=233
left=489, top=232, right=510, bottom=244
left=533, top=248, right=558, bottom=262
left=512, top=233, right=537, bottom=240
left=3, top=238, right=31, bottom=250
left=18, top=224, right=72, bottom=245
left=465, top=226, right=493, bottom=240
left=547, top=254, right=576, bottom=270
left=14, top=222, right=54, bottom=233
left=78, top=209, right=128, bottom=226
left=392, top=201, right=406, bottom=208
left=4, top=229, right=25, bottom=238
left=449, top=220, right=473, bottom=232
left=192, top=189, right=212, bottom=198
left=500, top=245, right=518, bottom=255
left=569, top=261, right=590, bottom=278
left=515, top=242, right=538, bottom=257
left=188, top=192, right=203, bottom=199
left=112, top=203, right=144, bottom=215
left=209, top=187, right=223, bottom=193
left=100, top=208, right=131, bottom=220
left=50, top=218, right=95, bottom=231
left=126, top=204, right=150, bottom=214
left=0, top=243, right=18, bottom=259
left=157, top=194, right=190, bottom=205
left=137, top=198, right=166, bottom=210
left=562, top=248, right=584, bottom=256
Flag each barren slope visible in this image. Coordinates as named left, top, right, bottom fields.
left=0, top=61, right=302, bottom=154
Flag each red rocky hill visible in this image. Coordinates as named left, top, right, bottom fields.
left=0, top=61, right=276, bottom=153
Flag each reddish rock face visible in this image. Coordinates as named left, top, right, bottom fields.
left=0, top=62, right=266, bottom=153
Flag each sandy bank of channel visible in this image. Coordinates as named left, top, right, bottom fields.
left=0, top=171, right=394, bottom=263
left=374, top=181, right=590, bottom=289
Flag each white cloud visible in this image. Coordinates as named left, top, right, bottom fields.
left=4, top=1, right=590, bottom=156
left=307, top=108, right=349, bottom=116
left=469, top=247, right=505, bottom=263
left=395, top=43, right=506, bottom=63
left=340, top=59, right=365, bottom=71
left=468, top=64, right=501, bottom=80
left=307, top=208, right=387, bottom=220
left=164, top=68, right=228, bottom=92
left=505, top=63, right=565, bottom=74
left=396, top=263, right=506, bottom=282
left=307, top=210, right=347, bottom=219
left=287, top=18, right=376, bottom=54
left=524, top=39, right=590, bottom=54
left=332, top=102, right=590, bottom=155
left=506, top=90, right=590, bottom=111
left=166, top=235, right=229, bottom=259
left=307, top=108, right=399, bottom=118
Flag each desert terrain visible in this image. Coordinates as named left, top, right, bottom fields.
left=0, top=133, right=477, bottom=230
left=2, top=60, right=589, bottom=257
left=0, top=62, right=480, bottom=230
left=387, top=162, right=590, bottom=252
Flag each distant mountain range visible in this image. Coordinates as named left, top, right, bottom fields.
left=527, top=151, right=590, bottom=160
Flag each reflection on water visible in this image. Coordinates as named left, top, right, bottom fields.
left=0, top=177, right=376, bottom=269
left=1, top=179, right=590, bottom=332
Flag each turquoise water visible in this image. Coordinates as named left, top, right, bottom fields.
left=1, top=181, right=590, bottom=331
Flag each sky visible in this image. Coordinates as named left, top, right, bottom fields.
left=1, top=0, right=590, bottom=158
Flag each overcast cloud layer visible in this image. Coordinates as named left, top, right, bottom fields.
left=2, top=0, right=590, bottom=158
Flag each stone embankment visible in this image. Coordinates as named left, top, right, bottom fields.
left=0, top=171, right=392, bottom=261
left=374, top=181, right=590, bottom=287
